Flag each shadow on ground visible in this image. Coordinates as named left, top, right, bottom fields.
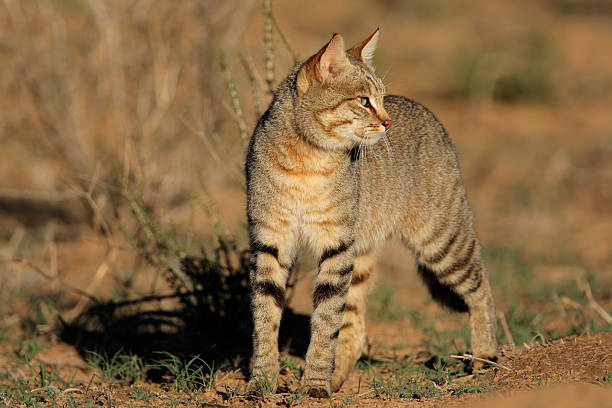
left=58, top=246, right=311, bottom=380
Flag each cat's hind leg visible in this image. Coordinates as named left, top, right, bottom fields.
left=330, top=250, right=374, bottom=392
left=403, top=209, right=497, bottom=366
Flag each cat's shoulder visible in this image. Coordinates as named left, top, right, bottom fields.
left=383, top=94, right=432, bottom=117
left=383, top=95, right=441, bottom=126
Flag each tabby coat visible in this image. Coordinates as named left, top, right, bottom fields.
left=245, top=30, right=497, bottom=398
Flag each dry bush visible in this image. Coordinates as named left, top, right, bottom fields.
left=0, top=0, right=257, bottom=236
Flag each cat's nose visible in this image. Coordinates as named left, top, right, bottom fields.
left=382, top=119, right=392, bottom=130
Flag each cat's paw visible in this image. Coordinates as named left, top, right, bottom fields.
left=299, top=378, right=331, bottom=398
left=245, top=379, right=263, bottom=398
left=330, top=374, right=346, bottom=393
left=299, top=384, right=330, bottom=398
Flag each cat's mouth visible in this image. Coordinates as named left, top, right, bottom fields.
left=331, top=123, right=387, bottom=147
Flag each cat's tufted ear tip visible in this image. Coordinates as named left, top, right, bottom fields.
left=348, top=28, right=379, bottom=69
left=327, top=33, right=345, bottom=52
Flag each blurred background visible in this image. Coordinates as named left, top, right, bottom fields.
left=1, top=0, right=611, bottom=355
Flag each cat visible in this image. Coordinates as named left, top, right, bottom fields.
left=245, top=29, right=497, bottom=398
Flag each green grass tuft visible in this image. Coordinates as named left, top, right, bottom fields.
left=86, top=349, right=150, bottom=385
left=593, top=371, right=611, bottom=386
left=372, top=370, right=442, bottom=400
left=250, top=370, right=278, bottom=398
left=153, top=352, right=218, bottom=393
left=452, top=383, right=489, bottom=395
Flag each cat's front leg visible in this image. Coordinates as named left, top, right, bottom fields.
left=300, top=236, right=356, bottom=398
left=246, top=223, right=297, bottom=397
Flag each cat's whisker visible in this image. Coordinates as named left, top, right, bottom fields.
left=368, top=144, right=377, bottom=163
left=362, top=140, right=369, bottom=165
left=369, top=142, right=382, bottom=162
left=357, top=141, right=364, bottom=169
left=383, top=133, right=394, bottom=162
left=364, top=141, right=370, bottom=165
left=380, top=65, right=393, bottom=86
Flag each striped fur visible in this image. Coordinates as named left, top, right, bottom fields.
left=245, top=30, right=497, bottom=398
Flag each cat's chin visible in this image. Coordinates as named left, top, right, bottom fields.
left=359, top=132, right=385, bottom=146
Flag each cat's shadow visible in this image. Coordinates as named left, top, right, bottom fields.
left=59, top=253, right=311, bottom=380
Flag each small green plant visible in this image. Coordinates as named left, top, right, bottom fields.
left=223, top=382, right=245, bottom=398
left=250, top=370, right=278, bottom=398
left=0, top=367, right=78, bottom=407
left=154, top=352, right=217, bottom=392
left=406, top=382, right=442, bottom=399
left=86, top=349, right=150, bottom=385
left=279, top=392, right=303, bottom=407
left=452, top=383, right=488, bottom=395
left=419, top=362, right=453, bottom=386
left=130, top=386, right=154, bottom=401
left=341, top=395, right=354, bottom=405
left=530, top=374, right=559, bottom=389
left=593, top=371, right=611, bottom=385
left=160, top=393, right=179, bottom=407
left=280, top=358, right=303, bottom=376
left=371, top=370, right=441, bottom=400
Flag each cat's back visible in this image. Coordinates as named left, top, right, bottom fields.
left=356, top=95, right=464, bottom=247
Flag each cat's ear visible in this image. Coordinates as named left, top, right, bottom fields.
left=348, top=28, right=379, bottom=69
left=297, top=33, right=349, bottom=95
left=316, top=33, right=348, bottom=82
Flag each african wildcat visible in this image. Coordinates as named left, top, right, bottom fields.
left=245, top=29, right=497, bottom=398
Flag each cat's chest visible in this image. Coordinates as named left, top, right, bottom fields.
left=273, top=157, right=344, bottom=197
left=269, top=148, right=355, bottom=210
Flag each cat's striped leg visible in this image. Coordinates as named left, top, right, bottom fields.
left=300, top=238, right=355, bottom=398
left=246, top=227, right=297, bottom=397
left=409, top=211, right=497, bottom=366
left=330, top=250, right=374, bottom=392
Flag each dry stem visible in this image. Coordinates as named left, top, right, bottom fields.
left=581, top=280, right=612, bottom=325
left=3, top=258, right=96, bottom=302
left=449, top=353, right=513, bottom=372
left=498, top=311, right=515, bottom=347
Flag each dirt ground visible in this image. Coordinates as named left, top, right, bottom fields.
left=1, top=307, right=611, bottom=407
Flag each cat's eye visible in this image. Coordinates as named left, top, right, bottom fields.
left=357, top=96, right=371, bottom=108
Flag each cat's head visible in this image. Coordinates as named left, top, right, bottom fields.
left=294, top=29, right=392, bottom=151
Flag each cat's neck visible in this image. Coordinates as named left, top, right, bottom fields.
left=262, top=70, right=353, bottom=167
